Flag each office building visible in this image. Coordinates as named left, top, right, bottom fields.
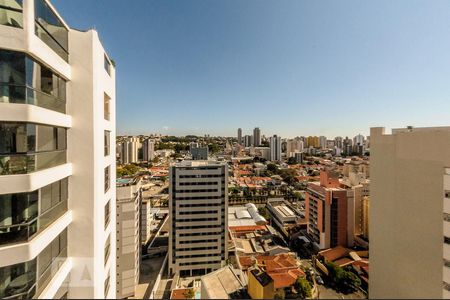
left=237, top=128, right=242, bottom=145
left=305, top=171, right=349, bottom=250
left=142, top=138, right=155, bottom=162
left=169, top=160, right=228, bottom=277
left=286, top=138, right=304, bottom=158
left=116, top=177, right=141, bottom=298
left=253, top=127, right=261, bottom=147
left=269, top=135, right=282, bottom=161
left=370, top=126, right=450, bottom=299
left=191, top=145, right=208, bottom=160
left=0, top=0, right=116, bottom=298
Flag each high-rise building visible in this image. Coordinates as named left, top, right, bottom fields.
left=343, top=136, right=353, bottom=156
left=121, top=137, right=140, bottom=164
left=116, top=178, right=141, bottom=298
left=286, top=138, right=304, bottom=158
left=253, top=127, right=261, bottom=147
left=244, top=135, right=253, bottom=147
left=169, top=160, right=228, bottom=277
left=237, top=128, right=242, bottom=145
left=0, top=1, right=116, bottom=298
left=319, top=136, right=327, bottom=149
left=370, top=126, right=450, bottom=299
left=334, top=136, right=343, bottom=150
left=305, top=171, right=349, bottom=250
left=353, top=134, right=365, bottom=155
left=269, top=135, right=282, bottom=161
left=142, top=138, right=155, bottom=162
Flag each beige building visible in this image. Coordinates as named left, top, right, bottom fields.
left=169, top=160, right=228, bottom=277
left=370, top=126, right=450, bottom=299
left=116, top=177, right=142, bottom=298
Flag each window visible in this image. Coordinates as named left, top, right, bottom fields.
left=0, top=49, right=67, bottom=113
left=104, top=93, right=111, bottom=120
left=0, top=0, right=23, bottom=28
left=104, top=200, right=110, bottom=229
left=104, top=55, right=111, bottom=75
left=104, top=273, right=110, bottom=297
left=104, top=166, right=110, bottom=193
left=446, top=191, right=450, bottom=199
left=34, top=0, right=68, bottom=61
left=104, top=131, right=110, bottom=156
left=104, top=235, right=111, bottom=266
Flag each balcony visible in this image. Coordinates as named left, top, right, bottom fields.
left=0, top=199, right=68, bottom=246
left=0, top=150, right=66, bottom=175
left=0, top=84, right=66, bottom=114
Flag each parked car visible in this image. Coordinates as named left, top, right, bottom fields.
left=316, top=275, right=324, bottom=285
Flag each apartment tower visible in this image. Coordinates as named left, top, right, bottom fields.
left=253, top=127, right=261, bottom=147
left=305, top=170, right=349, bottom=250
left=169, top=160, right=228, bottom=277
left=269, top=135, right=282, bottom=162
left=0, top=0, right=116, bottom=298
left=370, top=126, right=450, bottom=299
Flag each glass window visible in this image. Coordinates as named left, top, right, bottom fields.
left=34, top=0, right=68, bottom=61
left=40, top=184, right=52, bottom=213
left=104, top=235, right=110, bottom=265
left=0, top=259, right=36, bottom=299
left=0, top=0, right=23, bottom=28
left=104, top=166, right=110, bottom=193
left=104, top=93, right=110, bottom=120
left=0, top=49, right=26, bottom=85
left=104, top=55, right=111, bottom=75
left=104, top=200, right=110, bottom=229
left=0, top=122, right=66, bottom=154
left=104, top=130, right=110, bottom=156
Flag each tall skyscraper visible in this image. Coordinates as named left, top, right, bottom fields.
left=142, top=138, right=155, bottom=162
left=269, top=135, right=282, bottom=161
left=169, top=161, right=228, bottom=277
left=0, top=0, right=116, bottom=298
left=319, top=136, right=327, bottom=149
left=253, top=127, right=261, bottom=147
left=370, top=126, right=450, bottom=299
left=237, top=128, right=242, bottom=145
left=121, top=137, right=140, bottom=164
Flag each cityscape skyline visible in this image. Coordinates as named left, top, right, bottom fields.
left=52, top=0, right=450, bottom=137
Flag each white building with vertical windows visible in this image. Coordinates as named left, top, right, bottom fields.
left=269, top=135, right=282, bottom=161
left=0, top=0, right=116, bottom=298
left=169, top=160, right=228, bottom=277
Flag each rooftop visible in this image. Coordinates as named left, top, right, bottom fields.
left=200, top=266, right=245, bottom=299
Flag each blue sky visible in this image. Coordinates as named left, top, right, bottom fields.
left=53, top=0, right=450, bottom=138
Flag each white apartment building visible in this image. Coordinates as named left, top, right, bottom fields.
left=370, top=126, right=450, bottom=299
left=121, top=137, right=140, bottom=164
left=269, top=135, right=282, bottom=161
left=169, top=160, right=228, bottom=277
left=0, top=0, right=116, bottom=298
left=116, top=177, right=141, bottom=299
left=142, top=138, right=155, bottom=162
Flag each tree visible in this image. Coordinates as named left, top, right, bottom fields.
left=294, top=277, right=312, bottom=299
left=287, top=156, right=298, bottom=165
left=117, top=164, right=140, bottom=177
left=267, top=163, right=278, bottom=173
left=325, top=262, right=361, bottom=294
left=258, top=206, right=270, bottom=220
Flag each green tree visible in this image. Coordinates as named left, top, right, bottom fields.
left=258, top=206, right=270, bottom=220
left=294, top=277, right=312, bottom=298
left=117, top=164, right=140, bottom=177
left=267, top=163, right=279, bottom=173
left=325, top=262, right=361, bottom=293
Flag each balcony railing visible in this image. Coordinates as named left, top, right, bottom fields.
left=0, top=199, right=68, bottom=246
left=0, top=84, right=66, bottom=113
left=0, top=150, right=66, bottom=175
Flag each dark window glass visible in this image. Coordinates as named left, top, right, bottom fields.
left=104, top=131, right=110, bottom=156
left=34, top=0, right=68, bottom=61
left=0, top=122, right=66, bottom=154
left=104, top=55, right=111, bottom=75
left=0, top=50, right=25, bottom=85
left=104, top=166, right=110, bottom=193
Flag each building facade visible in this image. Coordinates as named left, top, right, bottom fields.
left=0, top=0, right=116, bottom=298
left=305, top=171, right=348, bottom=250
left=269, top=135, right=282, bottom=162
left=253, top=127, right=261, bottom=147
left=370, top=126, right=450, bottom=299
left=142, top=138, right=155, bottom=162
left=116, top=178, right=141, bottom=298
left=237, top=128, right=242, bottom=145
left=169, top=160, right=228, bottom=277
